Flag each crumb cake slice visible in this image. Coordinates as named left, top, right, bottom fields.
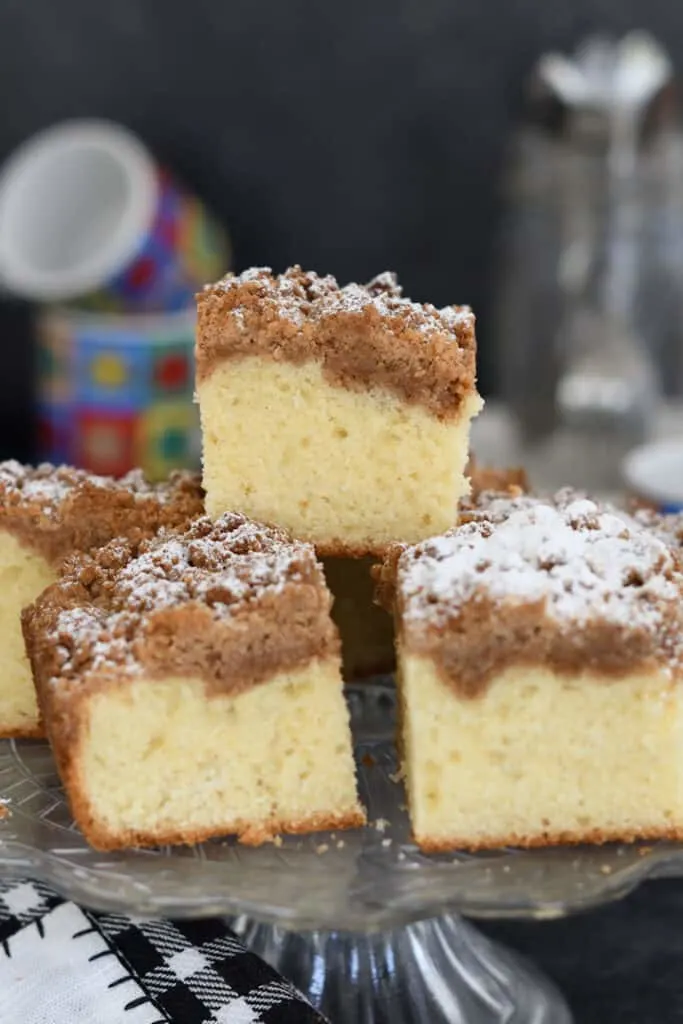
left=23, top=513, right=365, bottom=850
left=378, top=491, right=683, bottom=852
left=196, top=266, right=483, bottom=554
left=0, top=462, right=203, bottom=738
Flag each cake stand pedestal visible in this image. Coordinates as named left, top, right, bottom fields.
left=228, top=912, right=572, bottom=1023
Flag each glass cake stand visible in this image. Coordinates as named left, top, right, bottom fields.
left=1, top=682, right=682, bottom=1023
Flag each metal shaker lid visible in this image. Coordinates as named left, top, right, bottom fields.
left=528, top=32, right=675, bottom=142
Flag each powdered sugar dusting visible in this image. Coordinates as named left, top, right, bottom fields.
left=635, top=507, right=683, bottom=548
left=210, top=266, right=473, bottom=339
left=49, top=513, right=319, bottom=681
left=400, top=494, right=683, bottom=643
left=366, top=271, right=403, bottom=297
left=212, top=266, right=338, bottom=328
left=0, top=460, right=193, bottom=518
left=0, top=461, right=88, bottom=513
left=461, top=489, right=541, bottom=524
left=114, top=518, right=302, bottom=614
left=116, top=468, right=185, bottom=502
left=53, top=606, right=131, bottom=677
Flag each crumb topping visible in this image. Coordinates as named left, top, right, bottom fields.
left=206, top=265, right=473, bottom=337
left=635, top=507, right=683, bottom=548
left=0, top=461, right=179, bottom=515
left=0, top=460, right=84, bottom=512
left=384, top=492, right=683, bottom=691
left=197, top=266, right=479, bottom=418
left=459, top=489, right=539, bottom=524
left=402, top=495, right=679, bottom=635
left=27, top=512, right=334, bottom=689
left=0, top=462, right=204, bottom=566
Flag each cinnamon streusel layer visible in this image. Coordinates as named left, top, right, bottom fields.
left=0, top=461, right=204, bottom=568
left=197, top=266, right=477, bottom=418
left=379, top=491, right=683, bottom=696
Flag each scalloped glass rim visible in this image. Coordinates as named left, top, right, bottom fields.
left=1, top=682, right=682, bottom=931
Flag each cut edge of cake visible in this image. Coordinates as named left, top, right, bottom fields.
left=41, top=664, right=366, bottom=851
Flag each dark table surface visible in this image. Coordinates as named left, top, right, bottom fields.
left=478, top=877, right=683, bottom=1023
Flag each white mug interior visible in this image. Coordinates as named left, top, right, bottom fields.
left=0, top=120, right=156, bottom=302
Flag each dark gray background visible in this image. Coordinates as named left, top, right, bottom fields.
left=482, top=878, right=683, bottom=1024
left=3, top=0, right=683, bottom=457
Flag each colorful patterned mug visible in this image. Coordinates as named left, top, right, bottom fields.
left=0, top=120, right=230, bottom=312
left=36, top=307, right=200, bottom=480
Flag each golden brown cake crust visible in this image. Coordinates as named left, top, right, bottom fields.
left=0, top=462, right=205, bottom=567
left=316, top=537, right=394, bottom=559
left=196, top=266, right=478, bottom=419
left=84, top=809, right=366, bottom=852
left=0, top=722, right=44, bottom=741
left=23, top=512, right=340, bottom=711
left=378, top=491, right=683, bottom=696
left=69, top=776, right=365, bottom=851
left=415, top=823, right=683, bottom=853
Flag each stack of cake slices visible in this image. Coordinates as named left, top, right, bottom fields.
left=9, top=263, right=683, bottom=854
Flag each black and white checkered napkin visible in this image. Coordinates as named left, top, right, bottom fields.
left=0, top=878, right=327, bottom=1024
